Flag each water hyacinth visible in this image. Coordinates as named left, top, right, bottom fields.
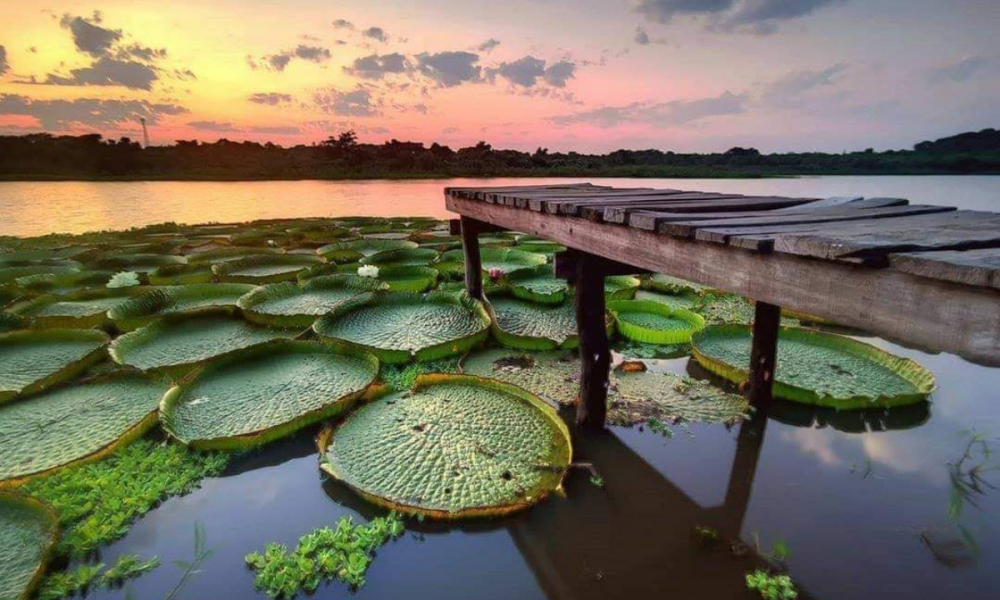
left=357, top=264, right=380, bottom=278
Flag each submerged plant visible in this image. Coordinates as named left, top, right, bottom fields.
left=164, top=523, right=214, bottom=600
left=745, top=569, right=798, bottom=600
left=100, top=554, right=161, bottom=587
left=245, top=512, right=405, bottom=598
left=23, top=439, right=229, bottom=557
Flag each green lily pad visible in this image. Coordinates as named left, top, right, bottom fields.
left=692, top=325, right=937, bottom=409
left=0, top=329, right=109, bottom=404
left=0, top=372, right=166, bottom=485
left=7, top=288, right=147, bottom=329
left=108, top=283, right=257, bottom=331
left=238, top=275, right=388, bottom=328
left=0, top=312, right=26, bottom=333
left=14, top=271, right=116, bottom=295
left=360, top=247, right=440, bottom=266
left=487, top=293, right=578, bottom=350
left=504, top=265, right=567, bottom=305
left=643, top=273, right=708, bottom=295
left=161, top=341, right=378, bottom=450
left=110, top=312, right=297, bottom=373
left=317, top=239, right=417, bottom=259
left=148, top=263, right=215, bottom=285
left=607, top=300, right=705, bottom=345
left=372, top=265, right=439, bottom=293
left=0, top=493, right=59, bottom=600
left=0, top=247, right=87, bottom=265
left=441, top=248, right=548, bottom=275
left=0, top=266, right=80, bottom=285
left=91, top=253, right=187, bottom=273
left=313, top=292, right=490, bottom=363
left=186, top=246, right=284, bottom=264
left=515, top=241, right=566, bottom=255
left=213, top=255, right=324, bottom=284
left=319, top=374, right=572, bottom=519
left=604, top=275, right=640, bottom=300
left=634, top=289, right=700, bottom=310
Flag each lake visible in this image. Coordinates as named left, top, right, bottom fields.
left=1, top=175, right=998, bottom=237
left=4, top=176, right=1000, bottom=600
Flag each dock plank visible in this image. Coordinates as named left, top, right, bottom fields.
left=890, top=248, right=1000, bottom=290
left=594, top=196, right=815, bottom=223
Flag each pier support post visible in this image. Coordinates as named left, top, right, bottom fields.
left=747, top=301, right=781, bottom=408
left=718, top=409, right=768, bottom=538
left=571, top=253, right=611, bottom=431
left=458, top=216, right=484, bottom=301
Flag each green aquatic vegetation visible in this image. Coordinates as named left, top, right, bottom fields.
left=693, top=525, right=719, bottom=543
left=7, top=288, right=146, bottom=329
left=460, top=348, right=579, bottom=407
left=487, top=293, right=578, bottom=350
left=245, top=513, right=405, bottom=597
left=440, top=247, right=548, bottom=276
left=0, top=265, right=81, bottom=286
left=0, top=372, right=166, bottom=486
left=380, top=357, right=461, bottom=391
left=237, top=275, right=387, bottom=328
left=106, top=271, right=142, bottom=288
left=161, top=341, right=378, bottom=450
left=164, top=523, right=214, bottom=600
left=213, top=255, right=324, bottom=284
left=633, top=289, right=699, bottom=310
left=317, top=239, right=417, bottom=259
left=589, top=475, right=605, bottom=489
left=14, top=271, right=116, bottom=295
left=745, top=570, right=798, bottom=600
left=99, top=554, right=161, bottom=587
left=370, top=264, right=439, bottom=293
left=692, top=325, right=936, bottom=408
left=108, top=283, right=257, bottom=331
left=313, top=291, right=490, bottom=364
left=695, top=293, right=799, bottom=327
left=360, top=247, right=440, bottom=266
left=319, top=374, right=572, bottom=518
left=0, top=329, right=109, bottom=404
left=148, top=263, right=215, bottom=285
left=0, top=493, right=59, bottom=600
left=604, top=275, right=640, bottom=300
left=607, top=299, right=705, bottom=345
left=0, top=311, right=27, bottom=332
left=110, top=312, right=298, bottom=373
left=91, top=254, right=187, bottom=273
left=643, top=273, right=707, bottom=295
left=186, top=246, right=283, bottom=264
left=503, top=265, right=568, bottom=305
left=37, top=563, right=104, bottom=600
left=22, top=440, right=229, bottom=557
left=646, top=418, right=674, bottom=438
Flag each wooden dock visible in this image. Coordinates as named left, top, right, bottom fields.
left=445, top=183, right=1000, bottom=429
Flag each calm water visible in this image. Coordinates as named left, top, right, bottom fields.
left=5, top=176, right=1000, bottom=600
left=0, top=175, right=998, bottom=237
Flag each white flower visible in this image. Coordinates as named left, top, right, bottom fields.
left=357, top=265, right=380, bottom=279
left=107, top=271, right=141, bottom=288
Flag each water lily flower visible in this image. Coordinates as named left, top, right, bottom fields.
left=488, top=267, right=503, bottom=281
left=358, top=265, right=380, bottom=278
left=107, top=271, right=141, bottom=288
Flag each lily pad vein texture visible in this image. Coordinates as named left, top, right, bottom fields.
left=487, top=293, right=577, bottom=350
left=607, top=299, right=705, bottom=345
left=0, top=493, right=59, bottom=600
left=108, top=284, right=258, bottom=331
left=0, top=329, right=109, bottom=404
left=319, top=373, right=572, bottom=519
left=237, top=275, right=388, bottom=328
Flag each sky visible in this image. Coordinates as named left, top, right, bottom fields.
left=0, top=0, right=998, bottom=153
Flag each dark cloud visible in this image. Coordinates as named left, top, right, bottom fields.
left=362, top=27, right=388, bottom=42
left=0, top=46, right=8, bottom=76
left=332, top=19, right=355, bottom=30
left=345, top=53, right=409, bottom=79
left=635, top=0, right=844, bottom=33
left=550, top=91, right=747, bottom=128
left=416, top=51, right=482, bottom=87
left=258, top=45, right=332, bottom=72
left=116, top=43, right=167, bottom=62
left=250, top=125, right=301, bottom=135
left=928, top=55, right=990, bottom=84
left=248, top=92, right=293, bottom=105
left=45, top=57, right=159, bottom=90
left=314, top=87, right=380, bottom=116
left=0, top=93, right=187, bottom=130
left=59, top=12, right=121, bottom=57
left=761, top=62, right=846, bottom=106
left=634, top=26, right=651, bottom=45
left=477, top=38, right=501, bottom=53
left=487, top=56, right=576, bottom=88
left=188, top=120, right=239, bottom=132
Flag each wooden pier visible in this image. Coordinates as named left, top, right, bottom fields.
left=446, top=183, right=1000, bottom=430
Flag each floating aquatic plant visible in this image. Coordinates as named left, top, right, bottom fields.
left=237, top=276, right=387, bottom=329
left=0, top=493, right=59, bottom=600
left=745, top=570, right=798, bottom=600
left=99, top=554, right=161, bottom=587
left=357, top=264, right=379, bottom=278
left=0, top=329, right=109, bottom=404
left=607, top=299, right=705, bottom=345
left=108, top=283, right=257, bottom=331
left=486, top=292, right=579, bottom=350
left=106, top=271, right=142, bottom=288
left=36, top=563, right=104, bottom=600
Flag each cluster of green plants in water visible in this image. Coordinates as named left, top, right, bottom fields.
left=745, top=570, right=798, bottom=600
left=37, top=554, right=160, bottom=599
left=245, top=512, right=405, bottom=597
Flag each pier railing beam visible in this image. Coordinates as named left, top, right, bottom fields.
left=747, top=301, right=781, bottom=407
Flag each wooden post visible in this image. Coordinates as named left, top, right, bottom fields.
left=747, top=301, right=781, bottom=407
left=459, top=216, right=483, bottom=301
left=718, top=410, right=768, bottom=538
left=574, top=253, right=610, bottom=431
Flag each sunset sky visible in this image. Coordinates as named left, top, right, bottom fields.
left=0, top=0, right=998, bottom=152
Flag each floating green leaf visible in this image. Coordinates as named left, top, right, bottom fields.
left=634, top=289, right=699, bottom=310
left=360, top=247, right=440, bottom=266
left=692, top=325, right=936, bottom=408
left=317, top=239, right=417, bottom=259
left=8, top=288, right=146, bottom=329
left=13, top=271, right=115, bottom=295
left=643, top=273, right=708, bottom=295
left=372, top=265, right=438, bottom=293
left=90, top=253, right=187, bottom=273
left=319, top=374, right=572, bottom=519
left=238, top=275, right=387, bottom=328
left=604, top=275, right=640, bottom=300
left=212, top=255, right=323, bottom=284
left=147, top=263, right=215, bottom=285
left=0, top=329, right=109, bottom=404
left=607, top=299, right=705, bottom=345
left=186, top=246, right=283, bottom=264
left=161, top=341, right=378, bottom=450
left=313, top=292, right=490, bottom=363
left=504, top=264, right=568, bottom=305
left=487, top=293, right=578, bottom=350
left=441, top=247, right=547, bottom=275
left=0, top=494, right=58, bottom=600
left=0, top=372, right=165, bottom=486
left=108, top=283, right=257, bottom=331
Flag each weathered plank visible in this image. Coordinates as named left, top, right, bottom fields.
left=681, top=205, right=955, bottom=242
left=592, top=196, right=815, bottom=223
left=526, top=189, right=688, bottom=212
left=554, top=251, right=651, bottom=278
left=446, top=194, right=1000, bottom=366
left=771, top=210, right=1000, bottom=260
left=492, top=188, right=666, bottom=209
left=773, top=196, right=864, bottom=211
left=553, top=192, right=722, bottom=215
left=890, top=248, right=1000, bottom=290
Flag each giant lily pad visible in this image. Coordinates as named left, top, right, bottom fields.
left=360, top=247, right=440, bottom=266
left=91, top=253, right=187, bottom=273
left=7, top=288, right=147, bottom=329
left=317, top=239, right=417, bottom=259
left=634, top=289, right=699, bottom=311
left=607, top=300, right=705, bottom=345
left=643, top=273, right=708, bottom=295
left=238, top=275, right=388, bottom=328
left=0, top=372, right=165, bottom=485
left=691, top=325, right=937, bottom=408
left=0, top=493, right=58, bottom=600
left=13, top=271, right=115, bottom=295
left=313, top=292, right=490, bottom=363
left=108, top=283, right=257, bottom=331
left=370, top=265, right=438, bottom=293
left=318, top=374, right=572, bottom=519
left=441, top=248, right=547, bottom=275
left=186, top=246, right=284, bottom=264
left=604, top=275, right=640, bottom=300
left=504, top=265, right=568, bottom=305
left=0, top=329, right=109, bottom=404
left=161, top=341, right=378, bottom=450
left=487, top=293, right=578, bottom=350
left=0, top=265, right=80, bottom=285
left=213, top=255, right=323, bottom=284
left=110, top=312, right=297, bottom=373
left=148, top=263, right=215, bottom=285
